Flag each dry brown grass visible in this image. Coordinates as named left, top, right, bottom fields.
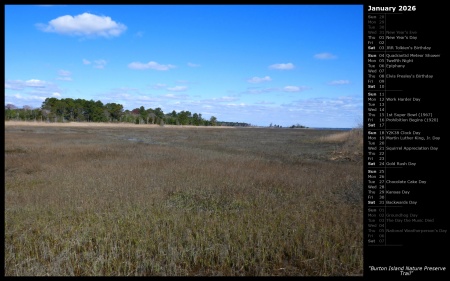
left=5, top=121, right=363, bottom=276
left=319, top=129, right=363, bottom=162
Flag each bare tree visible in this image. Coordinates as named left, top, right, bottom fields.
left=5, top=104, right=17, bottom=110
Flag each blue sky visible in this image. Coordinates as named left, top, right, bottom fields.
left=5, top=4, right=363, bottom=128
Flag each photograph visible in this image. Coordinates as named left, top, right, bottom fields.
left=4, top=4, right=364, bottom=276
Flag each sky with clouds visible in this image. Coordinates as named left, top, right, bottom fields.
left=5, top=4, right=363, bottom=128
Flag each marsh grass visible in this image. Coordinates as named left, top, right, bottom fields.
left=5, top=122, right=363, bottom=276
left=320, top=128, right=363, bottom=162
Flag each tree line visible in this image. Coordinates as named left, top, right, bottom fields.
left=4, top=98, right=253, bottom=127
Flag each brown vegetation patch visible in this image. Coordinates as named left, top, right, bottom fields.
left=5, top=123, right=362, bottom=276
left=320, top=129, right=363, bottom=163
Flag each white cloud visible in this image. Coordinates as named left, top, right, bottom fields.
left=314, top=52, right=337, bottom=59
left=5, top=79, right=48, bottom=90
left=283, top=86, right=309, bottom=92
left=246, top=89, right=266, bottom=94
left=136, top=95, right=159, bottom=102
left=83, top=59, right=107, bottom=69
left=283, top=96, right=362, bottom=113
left=328, top=80, right=350, bottom=85
left=276, top=96, right=364, bottom=127
left=97, top=87, right=149, bottom=105
left=135, top=31, right=144, bottom=37
left=204, top=96, right=239, bottom=102
left=57, top=77, right=72, bottom=81
left=244, top=87, right=278, bottom=94
left=58, top=70, right=71, bottom=76
left=152, top=83, right=167, bottom=89
left=12, top=93, right=47, bottom=102
left=247, top=76, right=272, bottom=83
left=26, top=79, right=47, bottom=87
left=128, top=61, right=176, bottom=71
left=5, top=89, right=53, bottom=108
left=52, top=92, right=61, bottom=97
left=255, top=101, right=275, bottom=105
left=217, top=96, right=238, bottom=102
left=36, top=12, right=127, bottom=38
left=283, top=86, right=301, bottom=92
left=5, top=79, right=62, bottom=98
left=162, top=93, right=189, bottom=99
left=57, top=70, right=72, bottom=81
left=269, top=63, right=294, bottom=70
left=225, top=103, right=247, bottom=107
left=187, top=62, right=200, bottom=67
left=167, top=86, right=188, bottom=92
left=94, top=59, right=107, bottom=69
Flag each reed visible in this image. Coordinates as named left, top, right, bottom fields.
left=5, top=122, right=363, bottom=276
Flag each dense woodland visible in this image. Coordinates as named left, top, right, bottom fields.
left=4, top=98, right=254, bottom=127
left=5, top=98, right=308, bottom=128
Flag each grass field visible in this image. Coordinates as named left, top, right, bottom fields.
left=5, top=121, right=363, bottom=276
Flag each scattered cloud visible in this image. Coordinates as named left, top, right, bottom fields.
left=57, top=70, right=72, bottom=81
left=328, top=80, right=350, bottom=85
left=216, top=96, right=238, bottom=102
left=10, top=93, right=47, bottom=102
left=269, top=63, right=294, bottom=70
left=203, top=96, right=239, bottom=103
left=84, top=86, right=361, bottom=128
left=224, top=103, right=248, bottom=108
left=25, top=79, right=47, bottom=88
left=283, top=96, right=362, bottom=114
left=243, top=86, right=308, bottom=94
left=98, top=87, right=143, bottom=104
left=187, top=62, right=200, bottom=67
left=36, top=12, right=127, bottom=38
left=244, top=87, right=278, bottom=94
left=247, top=76, right=272, bottom=83
left=278, top=96, right=363, bottom=128
left=96, top=87, right=164, bottom=108
left=56, top=77, right=72, bottom=81
left=161, top=93, right=189, bottom=99
left=314, top=52, right=337, bottom=59
left=128, top=61, right=176, bottom=71
left=58, top=70, right=71, bottom=76
left=5, top=79, right=64, bottom=107
left=135, top=95, right=161, bottom=102
left=6, top=79, right=49, bottom=89
left=283, top=86, right=309, bottom=92
left=255, top=101, right=275, bottom=105
left=246, top=89, right=267, bottom=95
left=151, top=83, right=167, bottom=89
left=94, top=59, right=107, bottom=69
left=135, top=31, right=144, bottom=37
left=167, top=86, right=188, bottom=92
left=82, top=58, right=107, bottom=69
